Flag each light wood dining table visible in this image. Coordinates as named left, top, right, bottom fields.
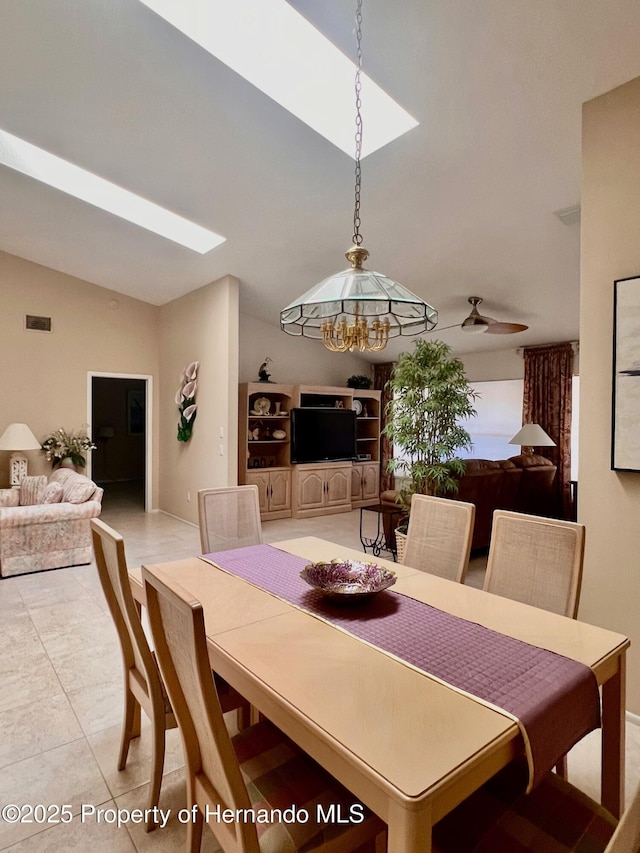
left=130, top=536, right=629, bottom=853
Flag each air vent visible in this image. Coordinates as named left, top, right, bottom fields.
left=25, top=315, right=52, bottom=332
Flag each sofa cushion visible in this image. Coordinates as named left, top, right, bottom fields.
left=42, top=481, right=64, bottom=504
left=508, top=453, right=555, bottom=470
left=19, top=475, right=48, bottom=506
left=63, top=479, right=96, bottom=504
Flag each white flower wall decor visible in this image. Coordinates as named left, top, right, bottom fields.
left=176, top=361, right=199, bottom=442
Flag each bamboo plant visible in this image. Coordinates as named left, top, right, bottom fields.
left=383, top=339, right=477, bottom=519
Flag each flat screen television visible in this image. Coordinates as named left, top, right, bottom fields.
left=290, top=407, right=357, bottom=464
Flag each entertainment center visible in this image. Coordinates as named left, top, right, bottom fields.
left=238, top=383, right=382, bottom=520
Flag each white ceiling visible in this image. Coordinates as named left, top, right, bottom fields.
left=2, top=0, right=640, bottom=362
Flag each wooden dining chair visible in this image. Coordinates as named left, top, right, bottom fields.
left=402, top=493, right=475, bottom=583
left=197, top=486, right=263, bottom=554
left=91, top=519, right=249, bottom=832
left=142, top=563, right=387, bottom=853
left=432, top=758, right=640, bottom=852
left=483, top=510, right=586, bottom=618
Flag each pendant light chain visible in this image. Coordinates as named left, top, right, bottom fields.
left=352, top=0, right=363, bottom=247
left=280, top=0, right=439, bottom=350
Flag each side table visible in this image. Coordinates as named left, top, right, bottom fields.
left=359, top=503, right=406, bottom=561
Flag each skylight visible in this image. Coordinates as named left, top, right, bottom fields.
left=0, top=129, right=225, bottom=254
left=138, top=0, right=418, bottom=158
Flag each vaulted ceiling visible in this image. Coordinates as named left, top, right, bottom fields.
left=3, top=0, right=640, bottom=360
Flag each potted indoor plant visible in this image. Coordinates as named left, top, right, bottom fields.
left=41, top=427, right=97, bottom=470
left=383, top=340, right=477, bottom=559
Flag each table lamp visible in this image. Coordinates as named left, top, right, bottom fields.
left=508, top=423, right=556, bottom=455
left=0, top=422, right=42, bottom=487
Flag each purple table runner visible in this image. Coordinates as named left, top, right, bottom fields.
left=202, top=544, right=600, bottom=790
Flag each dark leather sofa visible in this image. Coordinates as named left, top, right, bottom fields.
left=381, top=454, right=557, bottom=551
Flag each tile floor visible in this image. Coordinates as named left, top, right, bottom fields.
left=0, top=494, right=638, bottom=851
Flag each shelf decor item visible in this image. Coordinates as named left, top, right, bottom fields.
left=175, top=361, right=199, bottom=442
left=279, top=0, right=436, bottom=353
left=347, top=375, right=372, bottom=389
left=257, top=356, right=272, bottom=383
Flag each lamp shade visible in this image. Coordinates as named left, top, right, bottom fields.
left=280, top=249, right=438, bottom=346
left=0, top=423, right=41, bottom=451
left=508, top=423, right=556, bottom=447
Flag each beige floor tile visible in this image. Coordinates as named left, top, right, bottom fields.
left=0, top=799, right=136, bottom=852
left=45, top=639, right=122, bottom=694
left=115, top=768, right=222, bottom=852
left=25, top=598, right=109, bottom=637
left=65, top=679, right=124, bottom=737
left=0, top=739, right=111, bottom=848
left=0, top=694, right=83, bottom=770
left=0, top=650, right=63, bottom=715
left=87, top=720, right=185, bottom=799
left=0, top=617, right=46, bottom=659
left=37, top=613, right=118, bottom=657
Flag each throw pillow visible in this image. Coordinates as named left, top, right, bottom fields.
left=42, top=481, right=64, bottom=504
left=19, top=475, right=48, bottom=506
left=63, top=480, right=95, bottom=504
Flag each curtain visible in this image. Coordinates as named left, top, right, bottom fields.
left=522, top=343, right=574, bottom=519
left=374, top=362, right=395, bottom=493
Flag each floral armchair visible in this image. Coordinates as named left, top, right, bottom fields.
left=0, top=469, right=103, bottom=578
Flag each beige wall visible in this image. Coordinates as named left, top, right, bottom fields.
left=240, top=313, right=372, bottom=386
left=159, top=276, right=240, bottom=525
left=0, top=252, right=160, bottom=502
left=581, top=76, right=640, bottom=713
left=460, top=347, right=524, bottom=382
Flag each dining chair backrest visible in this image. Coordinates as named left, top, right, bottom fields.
left=91, top=518, right=165, bottom=713
left=402, top=493, right=476, bottom=583
left=142, top=564, right=259, bottom=853
left=198, top=485, right=263, bottom=554
left=483, top=510, right=585, bottom=618
left=91, top=518, right=177, bottom=831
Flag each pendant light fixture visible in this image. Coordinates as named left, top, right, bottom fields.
left=280, top=0, right=437, bottom=353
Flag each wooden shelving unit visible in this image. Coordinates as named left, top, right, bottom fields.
left=239, top=383, right=381, bottom=520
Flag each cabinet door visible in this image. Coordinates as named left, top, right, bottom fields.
left=296, top=469, right=325, bottom=510
left=361, top=464, right=380, bottom=501
left=351, top=464, right=363, bottom=501
left=325, top=468, right=350, bottom=507
left=246, top=472, right=270, bottom=513
left=269, top=470, right=291, bottom=513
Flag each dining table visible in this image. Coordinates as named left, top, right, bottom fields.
left=130, top=536, right=629, bottom=853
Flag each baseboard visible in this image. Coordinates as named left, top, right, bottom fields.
left=626, top=710, right=640, bottom=727
left=158, top=509, right=199, bottom=529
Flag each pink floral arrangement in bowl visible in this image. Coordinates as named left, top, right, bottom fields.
left=300, top=559, right=396, bottom=602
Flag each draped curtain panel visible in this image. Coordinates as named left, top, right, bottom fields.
left=374, top=363, right=395, bottom=493
left=522, top=343, right=574, bottom=519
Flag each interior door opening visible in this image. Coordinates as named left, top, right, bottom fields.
left=90, top=375, right=149, bottom=512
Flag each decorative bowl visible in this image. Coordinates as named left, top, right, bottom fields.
left=300, top=559, right=396, bottom=602
left=251, top=396, right=271, bottom=416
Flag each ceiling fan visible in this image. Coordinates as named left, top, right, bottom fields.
left=433, top=296, right=529, bottom=336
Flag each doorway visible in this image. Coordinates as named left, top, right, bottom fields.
left=88, top=373, right=152, bottom=512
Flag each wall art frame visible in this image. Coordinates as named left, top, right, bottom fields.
left=612, top=274, right=640, bottom=471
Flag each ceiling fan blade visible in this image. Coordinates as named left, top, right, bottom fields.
left=485, top=321, right=529, bottom=335
left=425, top=323, right=462, bottom=334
